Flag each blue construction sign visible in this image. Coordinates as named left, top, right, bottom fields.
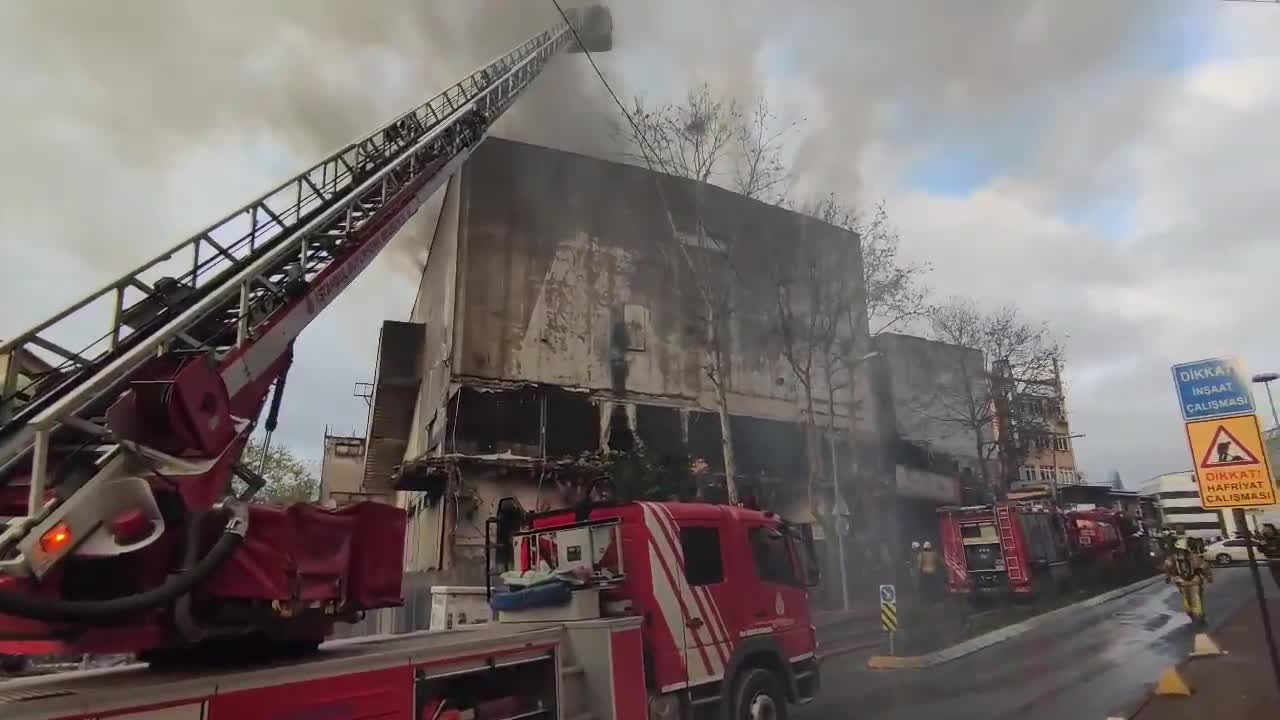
left=879, top=584, right=896, bottom=604
left=1171, top=357, right=1254, bottom=421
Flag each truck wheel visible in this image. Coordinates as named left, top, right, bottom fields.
left=1215, top=553, right=1232, bottom=566
left=729, top=668, right=787, bottom=720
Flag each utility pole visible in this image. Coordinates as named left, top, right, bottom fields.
left=831, top=350, right=881, bottom=611
left=830, top=432, right=850, bottom=611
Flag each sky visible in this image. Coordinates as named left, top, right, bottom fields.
left=2, top=1, right=1280, bottom=489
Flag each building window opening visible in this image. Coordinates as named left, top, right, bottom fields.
left=607, top=404, right=635, bottom=452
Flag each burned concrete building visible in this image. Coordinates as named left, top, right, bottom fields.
left=871, top=333, right=996, bottom=545
left=364, top=138, right=879, bottom=588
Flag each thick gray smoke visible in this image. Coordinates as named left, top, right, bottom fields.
left=5, top=1, right=617, bottom=159
left=605, top=0, right=1211, bottom=202
left=2, top=0, right=1206, bottom=274
left=0, top=1, right=1235, bottom=477
left=0, top=0, right=619, bottom=292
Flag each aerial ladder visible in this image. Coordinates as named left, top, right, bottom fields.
left=0, top=5, right=613, bottom=658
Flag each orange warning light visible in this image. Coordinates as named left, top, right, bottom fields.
left=39, top=523, right=73, bottom=554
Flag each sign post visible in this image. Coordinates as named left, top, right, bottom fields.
left=1171, top=356, right=1280, bottom=693
left=879, top=584, right=898, bottom=656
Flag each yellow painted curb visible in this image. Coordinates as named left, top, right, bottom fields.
left=1154, top=666, right=1191, bottom=696
left=1190, top=632, right=1225, bottom=657
left=866, top=655, right=929, bottom=670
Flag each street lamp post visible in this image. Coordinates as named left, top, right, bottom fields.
left=1246, top=371, right=1280, bottom=695
left=830, top=350, right=881, bottom=611
left=1251, top=372, right=1280, bottom=431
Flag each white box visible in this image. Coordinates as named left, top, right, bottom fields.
left=429, top=585, right=493, bottom=631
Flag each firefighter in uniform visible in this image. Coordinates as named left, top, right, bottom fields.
left=1259, top=523, right=1280, bottom=590
left=917, top=541, right=940, bottom=601
left=1164, top=537, right=1212, bottom=625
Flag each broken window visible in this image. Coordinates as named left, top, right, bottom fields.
left=731, top=416, right=807, bottom=480
left=624, top=304, right=648, bottom=351
left=448, top=386, right=541, bottom=456
left=687, top=412, right=724, bottom=473
left=635, top=404, right=684, bottom=457
left=544, top=389, right=599, bottom=456
left=606, top=404, right=635, bottom=452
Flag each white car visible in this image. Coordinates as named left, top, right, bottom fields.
left=1203, top=538, right=1262, bottom=565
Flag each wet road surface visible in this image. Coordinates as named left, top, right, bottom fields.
left=798, top=567, right=1277, bottom=720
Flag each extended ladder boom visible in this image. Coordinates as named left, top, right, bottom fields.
left=0, top=6, right=611, bottom=583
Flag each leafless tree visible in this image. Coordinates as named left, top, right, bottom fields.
left=771, top=221, right=857, bottom=506
left=733, top=97, right=797, bottom=204
left=771, top=194, right=933, bottom=570
left=621, top=86, right=800, bottom=503
left=922, top=298, right=1063, bottom=499
left=855, top=202, right=931, bottom=337
left=625, top=85, right=798, bottom=203
left=625, top=84, right=741, bottom=186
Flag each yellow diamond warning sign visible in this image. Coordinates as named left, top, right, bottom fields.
left=1184, top=413, right=1277, bottom=509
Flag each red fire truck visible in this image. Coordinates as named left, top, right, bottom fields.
left=1064, top=508, right=1127, bottom=561
left=938, top=503, right=1131, bottom=598
left=3, top=500, right=821, bottom=719
left=937, top=503, right=1071, bottom=597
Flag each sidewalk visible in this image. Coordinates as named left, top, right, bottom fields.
left=813, top=606, right=883, bottom=659
left=1132, top=597, right=1280, bottom=718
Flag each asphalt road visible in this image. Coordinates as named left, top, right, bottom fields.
left=797, top=566, right=1279, bottom=720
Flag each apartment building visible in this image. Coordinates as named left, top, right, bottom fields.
left=1005, top=362, right=1084, bottom=494
left=1138, top=471, right=1224, bottom=540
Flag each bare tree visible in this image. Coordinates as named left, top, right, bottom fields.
left=922, top=298, right=1063, bottom=499
left=622, top=86, right=801, bottom=503
left=625, top=84, right=740, bottom=185
left=771, top=221, right=857, bottom=507
left=852, top=202, right=931, bottom=338
left=770, top=194, right=933, bottom=572
left=733, top=97, right=798, bottom=204
left=626, top=85, right=798, bottom=203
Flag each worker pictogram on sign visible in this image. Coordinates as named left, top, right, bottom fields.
left=1183, top=413, right=1277, bottom=509
left=1198, top=424, right=1261, bottom=468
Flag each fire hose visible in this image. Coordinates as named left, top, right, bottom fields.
left=0, top=500, right=248, bottom=624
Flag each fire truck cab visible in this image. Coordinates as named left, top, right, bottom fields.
left=515, top=501, right=822, bottom=707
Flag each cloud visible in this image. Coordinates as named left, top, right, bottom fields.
left=872, top=6, right=1280, bottom=485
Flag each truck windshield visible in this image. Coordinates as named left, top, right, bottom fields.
left=749, top=526, right=798, bottom=586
